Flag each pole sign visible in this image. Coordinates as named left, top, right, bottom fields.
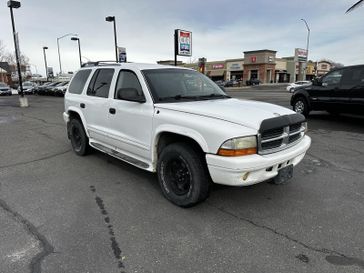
left=175, top=29, right=192, bottom=57
left=117, top=47, right=127, bottom=63
left=295, top=48, right=307, bottom=62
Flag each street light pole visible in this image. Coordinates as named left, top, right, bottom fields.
left=43, top=46, right=48, bottom=81
left=57, top=33, right=78, bottom=74
left=301, top=19, right=310, bottom=81
left=7, top=0, right=28, bottom=107
left=71, top=37, right=82, bottom=67
left=105, top=16, right=118, bottom=62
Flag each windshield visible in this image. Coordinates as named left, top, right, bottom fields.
left=142, top=68, right=229, bottom=102
left=23, top=82, right=32, bottom=86
left=0, top=83, right=7, bottom=87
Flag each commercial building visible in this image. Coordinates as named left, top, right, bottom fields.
left=158, top=48, right=336, bottom=84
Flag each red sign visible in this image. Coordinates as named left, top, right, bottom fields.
left=251, top=56, right=257, bottom=63
left=212, top=64, right=224, bottom=69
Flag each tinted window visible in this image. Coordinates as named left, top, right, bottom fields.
left=322, top=70, right=343, bottom=86
left=340, top=67, right=364, bottom=89
left=68, top=69, right=91, bottom=94
left=114, top=70, right=143, bottom=99
left=87, top=69, right=114, bottom=98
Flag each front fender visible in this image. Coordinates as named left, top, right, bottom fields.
left=291, top=89, right=311, bottom=108
left=151, top=124, right=209, bottom=170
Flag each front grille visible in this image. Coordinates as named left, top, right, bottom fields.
left=261, top=127, right=284, bottom=140
left=258, top=116, right=306, bottom=155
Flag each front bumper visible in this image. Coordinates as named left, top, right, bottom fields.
left=206, top=135, right=311, bottom=186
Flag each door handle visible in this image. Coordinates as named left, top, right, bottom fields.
left=109, top=108, right=116, bottom=114
left=80, top=103, right=85, bottom=108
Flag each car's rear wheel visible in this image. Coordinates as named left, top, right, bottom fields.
left=157, top=143, right=210, bottom=207
left=293, top=97, right=309, bottom=117
left=69, top=118, right=90, bottom=156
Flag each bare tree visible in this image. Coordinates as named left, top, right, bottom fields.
left=0, top=40, right=7, bottom=62
left=346, top=0, right=364, bottom=13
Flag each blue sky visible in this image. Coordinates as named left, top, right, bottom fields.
left=0, top=0, right=363, bottom=75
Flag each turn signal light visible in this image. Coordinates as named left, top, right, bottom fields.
left=217, top=147, right=257, bottom=157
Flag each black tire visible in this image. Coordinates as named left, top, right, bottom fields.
left=69, top=118, right=90, bottom=156
left=157, top=143, right=210, bottom=207
left=327, top=110, right=340, bottom=116
left=293, top=96, right=309, bottom=117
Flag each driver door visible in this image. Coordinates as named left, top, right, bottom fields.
left=310, top=70, right=343, bottom=110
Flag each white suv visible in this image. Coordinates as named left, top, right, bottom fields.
left=64, top=62, right=311, bottom=207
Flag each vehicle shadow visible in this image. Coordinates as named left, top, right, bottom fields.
left=307, top=112, right=364, bottom=133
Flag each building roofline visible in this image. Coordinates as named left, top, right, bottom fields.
left=243, top=49, right=277, bottom=54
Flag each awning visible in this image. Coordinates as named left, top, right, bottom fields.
left=208, top=70, right=225, bottom=77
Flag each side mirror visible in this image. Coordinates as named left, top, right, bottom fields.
left=312, top=78, right=323, bottom=86
left=116, top=88, right=146, bottom=103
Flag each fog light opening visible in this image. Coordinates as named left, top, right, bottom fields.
left=242, top=172, right=250, bottom=181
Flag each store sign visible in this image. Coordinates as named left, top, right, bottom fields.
left=117, top=47, right=127, bottom=63
left=251, top=56, right=257, bottom=63
left=229, top=63, right=242, bottom=70
left=176, top=29, right=192, bottom=56
left=212, top=64, right=224, bottom=69
left=295, top=48, right=307, bottom=62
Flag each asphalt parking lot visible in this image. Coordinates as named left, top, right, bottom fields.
left=0, top=89, right=363, bottom=273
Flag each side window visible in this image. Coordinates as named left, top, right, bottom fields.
left=87, top=69, right=114, bottom=98
left=322, top=70, right=343, bottom=86
left=114, top=70, right=144, bottom=99
left=340, top=67, right=364, bottom=89
left=68, top=69, right=91, bottom=94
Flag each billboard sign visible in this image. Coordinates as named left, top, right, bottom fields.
left=117, top=47, right=127, bottom=63
left=176, top=29, right=192, bottom=56
left=295, top=48, right=307, bottom=62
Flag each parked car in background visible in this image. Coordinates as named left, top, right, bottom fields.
left=33, top=82, right=52, bottom=95
left=18, top=81, right=37, bottom=94
left=291, top=64, right=364, bottom=117
left=224, top=79, right=239, bottom=87
left=214, top=80, right=225, bottom=87
left=246, top=78, right=261, bottom=86
left=286, top=81, right=312, bottom=92
left=51, top=81, right=69, bottom=97
left=0, top=82, right=12, bottom=96
left=38, top=82, right=61, bottom=95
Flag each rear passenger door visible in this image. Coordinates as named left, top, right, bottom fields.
left=82, top=68, right=115, bottom=145
left=108, top=69, right=154, bottom=163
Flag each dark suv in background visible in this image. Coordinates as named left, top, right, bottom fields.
left=291, top=64, right=364, bottom=117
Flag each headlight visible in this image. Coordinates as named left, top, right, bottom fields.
left=217, top=136, right=257, bottom=156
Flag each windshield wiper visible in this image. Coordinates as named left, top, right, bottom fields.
left=159, top=95, right=198, bottom=101
left=198, top=93, right=231, bottom=99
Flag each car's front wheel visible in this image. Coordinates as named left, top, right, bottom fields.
left=293, top=97, right=309, bottom=117
left=69, top=118, right=90, bottom=156
left=157, top=143, right=210, bottom=207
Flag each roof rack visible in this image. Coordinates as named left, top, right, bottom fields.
left=81, top=61, right=121, bottom=67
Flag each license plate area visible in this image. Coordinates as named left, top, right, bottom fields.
left=274, top=164, right=293, bottom=184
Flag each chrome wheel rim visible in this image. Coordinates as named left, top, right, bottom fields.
left=294, top=100, right=305, bottom=113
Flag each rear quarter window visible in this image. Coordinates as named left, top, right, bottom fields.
left=68, top=69, right=92, bottom=94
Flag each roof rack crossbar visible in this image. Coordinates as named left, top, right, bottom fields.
left=81, top=61, right=120, bottom=67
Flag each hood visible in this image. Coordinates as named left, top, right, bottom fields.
left=155, top=98, right=294, bottom=130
